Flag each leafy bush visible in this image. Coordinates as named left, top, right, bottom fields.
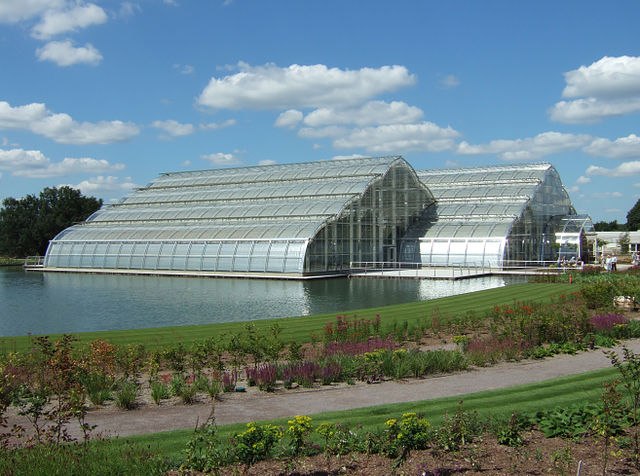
left=535, top=402, right=601, bottom=438
left=182, top=420, right=233, bottom=473
left=434, top=400, right=481, bottom=452
left=232, top=422, right=283, bottom=468
left=114, top=379, right=138, bottom=410
left=150, top=380, right=169, bottom=405
left=81, top=373, right=113, bottom=406
left=590, top=313, right=628, bottom=331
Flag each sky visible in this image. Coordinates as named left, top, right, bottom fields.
left=0, top=1, right=639, bottom=223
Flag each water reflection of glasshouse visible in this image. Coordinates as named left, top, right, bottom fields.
left=43, top=157, right=592, bottom=277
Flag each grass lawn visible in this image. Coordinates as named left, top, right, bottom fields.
left=0, top=282, right=576, bottom=354
left=121, top=366, right=615, bottom=460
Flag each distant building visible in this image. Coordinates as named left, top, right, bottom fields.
left=43, top=157, right=591, bottom=277
left=592, top=231, right=640, bottom=254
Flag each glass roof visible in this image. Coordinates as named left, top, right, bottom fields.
left=414, top=163, right=560, bottom=241
left=57, top=156, right=422, bottom=243
left=418, top=162, right=551, bottom=186
left=555, top=214, right=594, bottom=235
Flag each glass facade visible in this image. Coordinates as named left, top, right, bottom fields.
left=403, top=163, right=578, bottom=267
left=44, top=156, right=434, bottom=275
left=554, top=215, right=594, bottom=262
left=44, top=158, right=586, bottom=275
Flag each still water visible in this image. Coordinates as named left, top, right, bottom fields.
left=0, top=267, right=526, bottom=337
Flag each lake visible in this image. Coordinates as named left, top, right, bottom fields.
left=0, top=267, right=526, bottom=337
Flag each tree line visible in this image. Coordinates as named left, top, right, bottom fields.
left=594, top=199, right=640, bottom=232
left=0, top=186, right=102, bottom=257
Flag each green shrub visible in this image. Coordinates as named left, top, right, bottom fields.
left=114, top=379, right=138, bottom=410
left=232, top=422, right=283, bottom=468
left=150, top=380, right=169, bottom=405
left=81, top=373, right=113, bottom=406
left=434, top=400, right=481, bottom=452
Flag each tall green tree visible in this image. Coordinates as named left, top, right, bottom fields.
left=0, top=186, right=102, bottom=257
left=628, top=199, right=640, bottom=231
left=594, top=220, right=627, bottom=231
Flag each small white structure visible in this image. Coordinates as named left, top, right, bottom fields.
left=593, top=231, right=640, bottom=254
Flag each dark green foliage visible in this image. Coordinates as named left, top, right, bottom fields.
left=0, top=186, right=102, bottom=257
left=594, top=220, right=627, bottom=232
left=495, top=412, right=530, bottom=447
left=0, top=439, right=167, bottom=475
left=534, top=403, right=601, bottom=438
left=628, top=198, right=640, bottom=231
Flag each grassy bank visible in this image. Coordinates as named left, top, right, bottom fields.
left=122, top=365, right=614, bottom=460
left=0, top=258, right=23, bottom=266
left=0, top=282, right=575, bottom=353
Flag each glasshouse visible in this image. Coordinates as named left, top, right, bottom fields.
left=400, top=163, right=593, bottom=268
left=42, top=156, right=591, bottom=277
left=44, top=156, right=435, bottom=276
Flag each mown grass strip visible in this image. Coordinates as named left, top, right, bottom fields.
left=122, top=365, right=614, bottom=460
left=0, top=283, right=575, bottom=353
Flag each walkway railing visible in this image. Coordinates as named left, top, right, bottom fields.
left=349, top=261, right=490, bottom=279
left=349, top=260, right=581, bottom=278
left=24, top=256, right=45, bottom=268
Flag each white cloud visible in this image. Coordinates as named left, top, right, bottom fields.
left=456, top=131, right=592, bottom=161
left=0, top=0, right=64, bottom=23
left=119, top=2, right=142, bottom=18
left=182, top=160, right=192, bottom=166
left=0, top=101, right=47, bottom=129
left=15, top=157, right=124, bottom=178
left=303, top=101, right=423, bottom=128
left=198, top=63, right=416, bottom=110
left=151, top=119, right=195, bottom=137
left=334, top=122, right=461, bottom=154
left=298, top=126, right=349, bottom=139
left=550, top=56, right=640, bottom=123
left=586, top=161, right=640, bottom=177
left=32, top=3, right=107, bottom=39
left=274, top=109, right=303, bottom=129
left=200, top=119, right=236, bottom=130
left=549, top=97, right=640, bottom=123
left=36, top=40, right=103, bottom=66
left=201, top=152, right=242, bottom=166
left=0, top=148, right=49, bottom=171
left=258, top=159, right=276, bottom=166
left=605, top=208, right=622, bottom=213
left=0, top=101, right=139, bottom=144
left=591, top=191, right=623, bottom=199
left=440, top=74, right=460, bottom=88
left=445, top=160, right=461, bottom=167
left=562, top=56, right=640, bottom=99
left=576, top=176, right=591, bottom=184
left=173, top=63, right=194, bottom=75
left=583, top=134, right=640, bottom=159
left=0, top=147, right=124, bottom=178
left=566, top=185, right=579, bottom=193
left=70, top=175, right=137, bottom=195
left=32, top=115, right=138, bottom=144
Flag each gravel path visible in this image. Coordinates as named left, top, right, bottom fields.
left=8, top=339, right=638, bottom=440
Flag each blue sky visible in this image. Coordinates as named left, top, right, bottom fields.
left=1, top=0, right=639, bottom=223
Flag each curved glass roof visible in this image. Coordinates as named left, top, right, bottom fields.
left=417, top=163, right=557, bottom=240
left=55, top=156, right=426, bottom=243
